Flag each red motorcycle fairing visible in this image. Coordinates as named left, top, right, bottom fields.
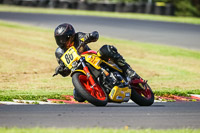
left=81, top=50, right=97, bottom=55
left=130, top=78, right=145, bottom=84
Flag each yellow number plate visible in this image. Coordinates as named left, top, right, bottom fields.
left=60, top=46, right=80, bottom=69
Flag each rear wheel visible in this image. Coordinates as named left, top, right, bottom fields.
left=131, top=83, right=154, bottom=106
left=72, top=72, right=108, bottom=106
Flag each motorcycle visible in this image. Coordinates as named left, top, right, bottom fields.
left=56, top=44, right=154, bottom=106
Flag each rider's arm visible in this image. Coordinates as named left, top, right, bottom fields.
left=77, top=31, right=99, bottom=45
left=54, top=47, right=71, bottom=77
left=54, top=63, right=71, bottom=77
left=84, top=31, right=99, bottom=44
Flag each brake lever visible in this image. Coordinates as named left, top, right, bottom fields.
left=52, top=66, right=60, bottom=77
left=52, top=72, right=58, bottom=77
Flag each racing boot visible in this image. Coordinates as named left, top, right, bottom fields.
left=116, top=57, right=140, bottom=80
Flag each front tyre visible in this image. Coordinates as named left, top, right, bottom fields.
left=73, top=88, right=85, bottom=102
left=131, top=83, right=154, bottom=106
left=72, top=72, right=108, bottom=106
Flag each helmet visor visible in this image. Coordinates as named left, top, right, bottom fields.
left=65, top=36, right=75, bottom=49
left=56, top=35, right=74, bottom=49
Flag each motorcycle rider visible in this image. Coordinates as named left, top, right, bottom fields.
left=53, top=23, right=139, bottom=101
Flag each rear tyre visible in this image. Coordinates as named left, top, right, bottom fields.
left=72, top=72, right=108, bottom=106
left=131, top=83, right=154, bottom=106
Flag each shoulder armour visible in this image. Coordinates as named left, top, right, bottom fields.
left=55, top=47, right=65, bottom=64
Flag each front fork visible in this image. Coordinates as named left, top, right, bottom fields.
left=80, top=58, right=96, bottom=89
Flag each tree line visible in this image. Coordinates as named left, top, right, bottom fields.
left=87, top=0, right=200, bottom=17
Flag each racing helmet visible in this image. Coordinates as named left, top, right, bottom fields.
left=54, top=23, right=75, bottom=49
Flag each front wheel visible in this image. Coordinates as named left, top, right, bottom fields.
left=72, top=72, right=108, bottom=106
left=73, top=88, right=85, bottom=102
left=131, top=83, right=154, bottom=106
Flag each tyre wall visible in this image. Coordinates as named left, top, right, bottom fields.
left=1, top=0, right=175, bottom=16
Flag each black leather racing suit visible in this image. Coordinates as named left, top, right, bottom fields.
left=55, top=31, right=130, bottom=77
left=55, top=31, right=98, bottom=77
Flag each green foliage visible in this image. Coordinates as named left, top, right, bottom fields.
left=0, top=127, right=200, bottom=133
left=1, top=20, right=200, bottom=102
left=0, top=94, right=66, bottom=101
left=173, top=0, right=199, bottom=17
left=154, top=89, right=200, bottom=96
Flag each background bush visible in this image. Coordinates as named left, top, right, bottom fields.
left=88, top=0, right=200, bottom=17
left=172, top=0, right=200, bottom=17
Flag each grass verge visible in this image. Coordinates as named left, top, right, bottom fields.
left=0, top=20, right=200, bottom=101
left=0, top=5, right=200, bottom=25
left=0, top=128, right=200, bottom=133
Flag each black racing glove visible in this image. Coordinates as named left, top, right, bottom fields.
left=84, top=31, right=99, bottom=44
left=53, top=65, right=71, bottom=77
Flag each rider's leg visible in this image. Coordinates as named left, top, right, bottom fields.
left=97, top=45, right=140, bottom=79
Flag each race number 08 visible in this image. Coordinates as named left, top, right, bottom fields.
left=65, top=53, right=73, bottom=64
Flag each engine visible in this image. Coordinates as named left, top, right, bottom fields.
left=99, top=67, right=127, bottom=93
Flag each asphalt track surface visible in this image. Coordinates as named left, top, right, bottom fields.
left=0, top=12, right=200, bottom=49
left=0, top=12, right=200, bottom=129
left=0, top=102, right=200, bottom=129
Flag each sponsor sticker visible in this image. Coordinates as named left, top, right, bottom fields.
left=123, top=97, right=130, bottom=102
left=110, top=89, right=115, bottom=98
left=125, top=93, right=130, bottom=97
left=116, top=96, right=122, bottom=100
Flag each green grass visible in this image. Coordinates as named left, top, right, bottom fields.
left=0, top=20, right=200, bottom=101
left=0, top=128, right=200, bottom=133
left=1, top=5, right=200, bottom=25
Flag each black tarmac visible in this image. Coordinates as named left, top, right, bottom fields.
left=0, top=102, right=200, bottom=129
left=0, top=12, right=200, bottom=49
